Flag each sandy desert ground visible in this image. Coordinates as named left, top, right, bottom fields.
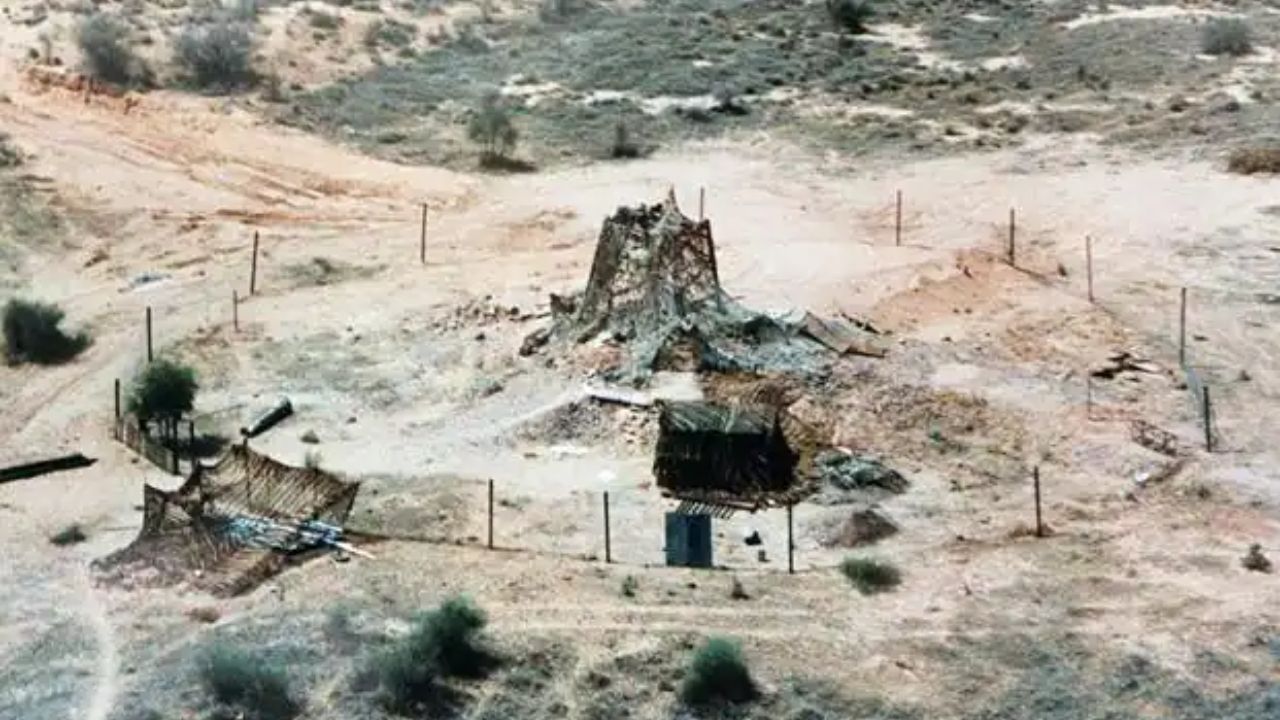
left=1, top=1, right=1279, bottom=719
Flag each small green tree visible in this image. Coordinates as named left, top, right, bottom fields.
left=128, top=358, right=197, bottom=438
left=467, top=93, right=518, bottom=164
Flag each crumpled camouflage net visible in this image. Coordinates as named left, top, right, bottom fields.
left=525, top=191, right=832, bottom=382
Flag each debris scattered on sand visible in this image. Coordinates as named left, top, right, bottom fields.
left=1129, top=420, right=1179, bottom=457
left=810, top=450, right=909, bottom=505
left=1091, top=351, right=1161, bottom=380
left=1243, top=544, right=1273, bottom=573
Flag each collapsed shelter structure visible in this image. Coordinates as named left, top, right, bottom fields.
left=96, top=444, right=360, bottom=596
left=654, top=401, right=799, bottom=501
left=523, top=191, right=879, bottom=382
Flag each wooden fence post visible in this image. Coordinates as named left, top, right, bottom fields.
left=1179, top=287, right=1188, bottom=367
left=786, top=503, right=795, bottom=575
left=188, top=419, right=196, bottom=459
left=487, top=478, right=495, bottom=550
left=1202, top=386, right=1213, bottom=452
left=698, top=186, right=705, bottom=221
left=1085, top=375, right=1093, bottom=419
left=232, top=290, right=239, bottom=331
left=895, top=189, right=902, bottom=246
left=420, top=203, right=428, bottom=265
left=1034, top=466, right=1044, bottom=538
left=603, top=491, right=611, bottom=563
left=1085, top=235, right=1094, bottom=303
left=250, top=231, right=260, bottom=296
left=145, top=306, right=153, bottom=363
left=1008, top=208, right=1016, bottom=266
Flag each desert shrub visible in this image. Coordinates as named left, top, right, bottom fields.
left=840, top=556, right=902, bottom=595
left=680, top=637, right=758, bottom=706
left=467, top=93, right=518, bottom=163
left=77, top=13, right=138, bottom=84
left=610, top=120, right=640, bottom=159
left=199, top=642, right=298, bottom=720
left=1227, top=146, right=1280, bottom=175
left=370, top=596, right=495, bottom=711
left=364, top=18, right=415, bottom=50
left=127, top=358, right=197, bottom=429
left=426, top=596, right=493, bottom=676
left=3, top=298, right=90, bottom=365
left=175, top=20, right=254, bottom=90
left=826, top=0, right=873, bottom=33
left=620, top=575, right=638, bottom=597
left=539, top=0, right=581, bottom=22
left=0, top=133, right=24, bottom=168
left=49, top=524, right=87, bottom=546
left=1202, top=18, right=1251, bottom=57
left=308, top=9, right=342, bottom=30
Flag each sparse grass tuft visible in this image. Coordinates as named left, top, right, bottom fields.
left=175, top=20, right=255, bottom=91
left=1226, top=146, right=1280, bottom=175
left=840, top=556, right=902, bottom=595
left=680, top=637, right=758, bottom=706
left=621, top=575, right=638, bottom=597
left=3, top=298, right=90, bottom=365
left=198, top=642, right=298, bottom=720
left=1201, top=18, right=1251, bottom=57
left=49, top=524, right=87, bottom=546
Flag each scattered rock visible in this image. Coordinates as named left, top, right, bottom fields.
left=1239, top=369, right=1251, bottom=382
left=729, top=575, right=750, bottom=600
left=300, top=429, right=320, bottom=444
left=1243, top=544, right=1272, bottom=573
left=825, top=507, right=899, bottom=547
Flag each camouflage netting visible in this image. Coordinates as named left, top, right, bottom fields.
left=523, top=192, right=872, bottom=382
left=94, top=444, right=360, bottom=596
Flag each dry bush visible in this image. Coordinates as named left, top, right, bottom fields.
left=198, top=642, right=298, bottom=720
left=826, top=0, right=873, bottom=33
left=1227, top=147, right=1280, bottom=175
left=175, top=20, right=254, bottom=90
left=370, top=596, right=497, bottom=711
left=49, top=524, right=87, bottom=546
left=77, top=13, right=140, bottom=84
left=680, top=637, right=758, bottom=706
left=186, top=606, right=221, bottom=623
left=1202, top=18, right=1251, bottom=57
left=840, top=556, right=901, bottom=595
left=3, top=298, right=90, bottom=365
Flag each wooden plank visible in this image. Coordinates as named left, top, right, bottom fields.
left=0, top=454, right=96, bottom=483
